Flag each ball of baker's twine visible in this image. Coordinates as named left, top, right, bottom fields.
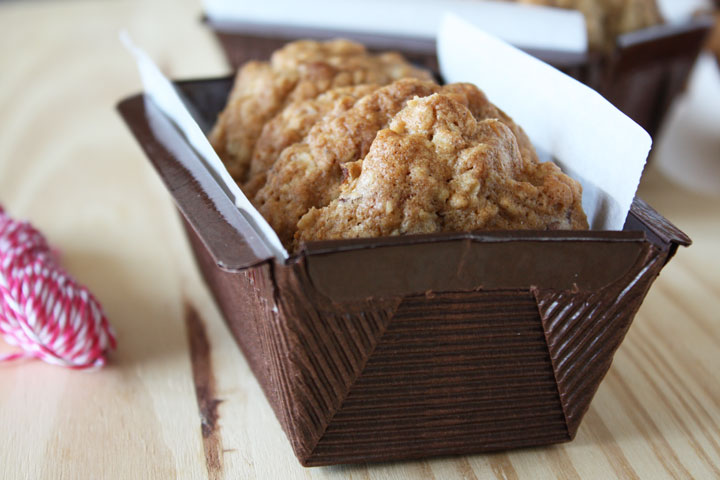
left=0, top=207, right=116, bottom=369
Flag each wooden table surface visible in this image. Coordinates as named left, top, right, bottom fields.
left=1, top=1, right=718, bottom=478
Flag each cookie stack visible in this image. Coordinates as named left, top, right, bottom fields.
left=211, top=40, right=588, bottom=250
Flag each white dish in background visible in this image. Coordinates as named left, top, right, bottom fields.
left=655, top=53, right=720, bottom=197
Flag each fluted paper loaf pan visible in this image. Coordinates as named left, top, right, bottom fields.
left=117, top=73, right=690, bottom=465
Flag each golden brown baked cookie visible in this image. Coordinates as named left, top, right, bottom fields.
left=295, top=94, right=587, bottom=246
left=245, top=84, right=380, bottom=198
left=253, top=78, right=584, bottom=248
left=210, top=39, right=433, bottom=181
left=253, top=78, right=440, bottom=245
left=509, top=0, right=663, bottom=51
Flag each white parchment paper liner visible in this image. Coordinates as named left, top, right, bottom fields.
left=121, top=33, right=288, bottom=261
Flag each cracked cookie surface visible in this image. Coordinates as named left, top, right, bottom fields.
left=254, top=78, right=542, bottom=246
left=251, top=78, right=586, bottom=248
left=295, top=94, right=588, bottom=247
left=244, top=84, right=380, bottom=198
left=210, top=39, right=433, bottom=181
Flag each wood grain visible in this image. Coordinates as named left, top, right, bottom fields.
left=0, top=0, right=718, bottom=478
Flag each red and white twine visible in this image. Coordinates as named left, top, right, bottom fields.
left=0, top=207, right=116, bottom=369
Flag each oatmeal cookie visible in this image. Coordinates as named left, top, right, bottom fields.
left=244, top=84, right=380, bottom=198
left=254, top=78, right=555, bottom=247
left=210, top=39, right=433, bottom=181
left=253, top=78, right=440, bottom=245
left=296, top=94, right=587, bottom=246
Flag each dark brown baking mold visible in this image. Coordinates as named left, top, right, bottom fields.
left=117, top=77, right=690, bottom=466
left=205, top=15, right=713, bottom=138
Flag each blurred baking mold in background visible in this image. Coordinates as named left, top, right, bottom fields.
left=205, top=10, right=713, bottom=139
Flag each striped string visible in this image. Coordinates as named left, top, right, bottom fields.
left=0, top=207, right=116, bottom=369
